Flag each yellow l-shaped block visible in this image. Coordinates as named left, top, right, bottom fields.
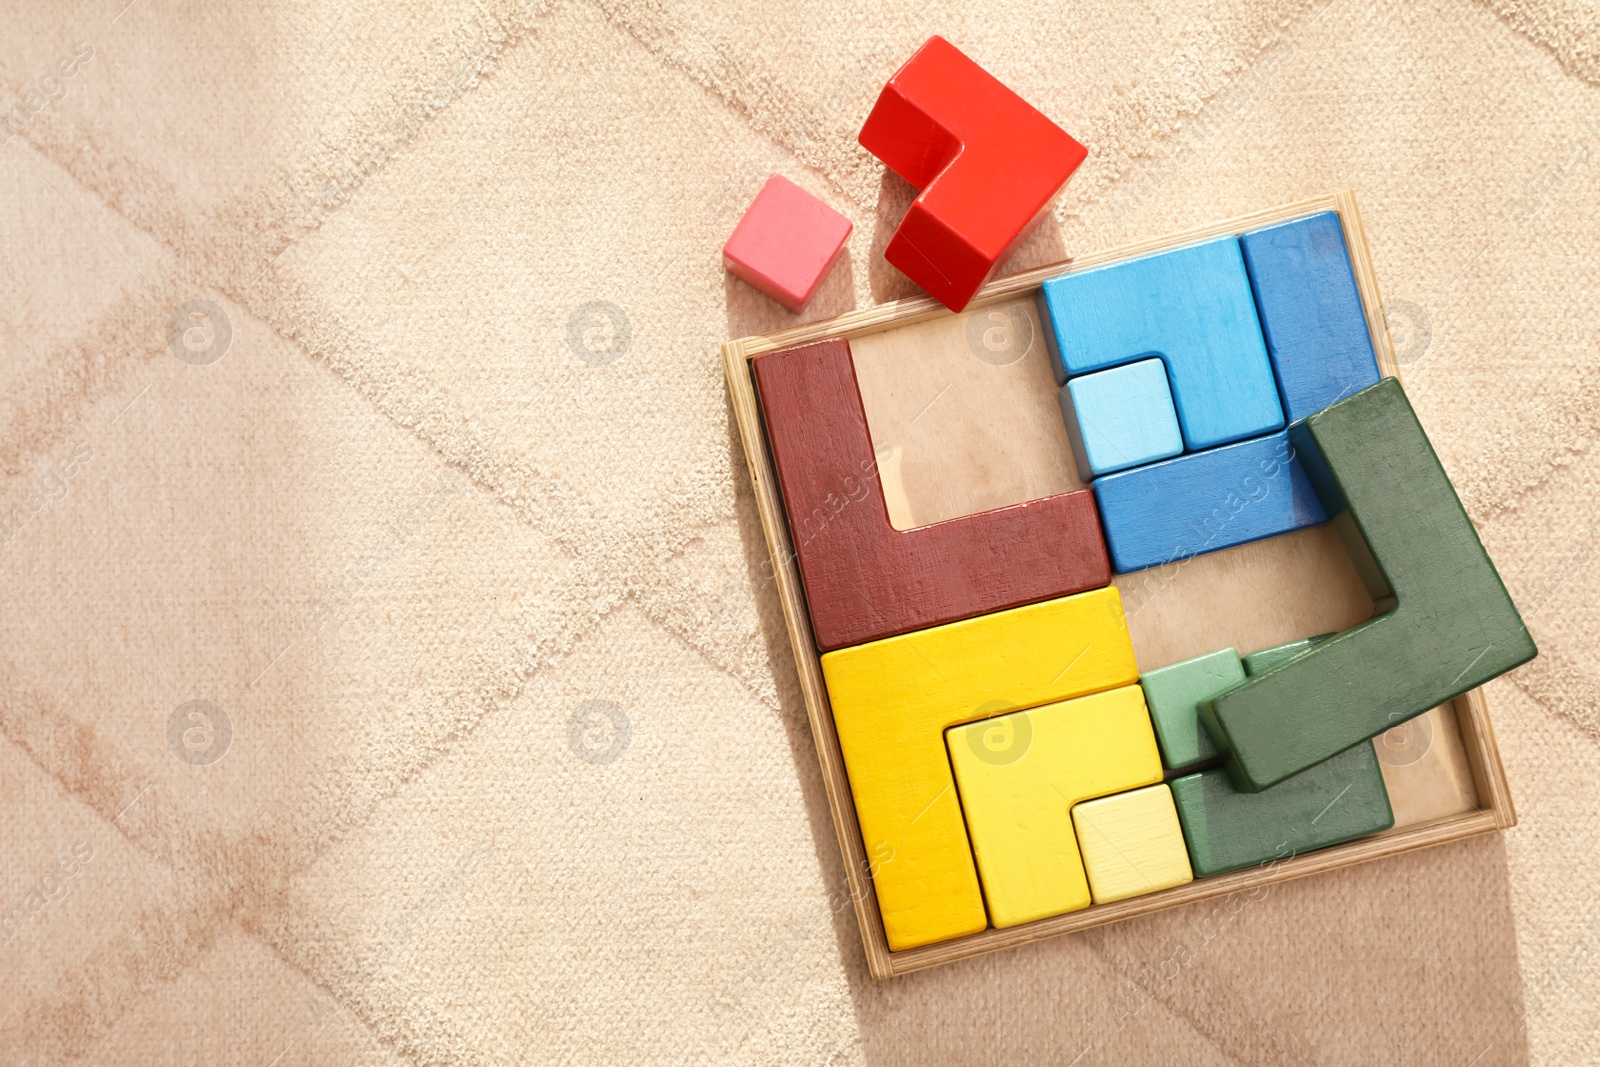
left=947, top=686, right=1165, bottom=927
left=820, top=587, right=1140, bottom=950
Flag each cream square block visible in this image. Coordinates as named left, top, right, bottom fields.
left=1072, top=784, right=1194, bottom=904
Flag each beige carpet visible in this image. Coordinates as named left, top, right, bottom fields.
left=2, top=0, right=1599, bottom=1063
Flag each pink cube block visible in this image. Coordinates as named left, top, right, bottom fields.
left=722, top=175, right=853, bottom=312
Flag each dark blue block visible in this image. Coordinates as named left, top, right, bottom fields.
left=1240, top=212, right=1381, bottom=423
left=1092, top=431, right=1329, bottom=574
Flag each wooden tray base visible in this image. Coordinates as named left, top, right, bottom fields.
left=721, top=191, right=1515, bottom=979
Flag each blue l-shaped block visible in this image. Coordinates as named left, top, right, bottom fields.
left=1038, top=236, right=1285, bottom=452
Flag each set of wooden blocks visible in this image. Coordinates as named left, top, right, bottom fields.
left=722, top=40, right=1533, bottom=979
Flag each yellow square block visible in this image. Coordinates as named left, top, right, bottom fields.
left=820, top=587, right=1138, bottom=950
left=1072, top=784, right=1195, bottom=905
left=946, top=685, right=1163, bottom=927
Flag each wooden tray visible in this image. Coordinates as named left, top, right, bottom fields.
left=721, top=191, right=1516, bottom=979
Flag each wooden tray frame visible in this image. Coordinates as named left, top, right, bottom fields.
left=721, top=190, right=1517, bottom=980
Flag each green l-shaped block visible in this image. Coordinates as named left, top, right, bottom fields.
left=1203, top=377, right=1536, bottom=792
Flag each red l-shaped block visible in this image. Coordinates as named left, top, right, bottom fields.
left=859, top=36, right=1087, bottom=312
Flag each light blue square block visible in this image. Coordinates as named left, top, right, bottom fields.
left=1038, top=237, right=1285, bottom=451
left=1059, top=358, right=1183, bottom=479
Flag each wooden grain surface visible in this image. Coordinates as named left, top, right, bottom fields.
left=721, top=190, right=1516, bottom=979
left=1114, top=523, right=1373, bottom=669
left=850, top=295, right=1084, bottom=530
left=1375, top=705, right=1480, bottom=828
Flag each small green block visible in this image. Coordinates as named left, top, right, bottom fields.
left=1171, top=741, right=1394, bottom=877
left=1240, top=633, right=1334, bottom=676
left=1139, top=649, right=1243, bottom=770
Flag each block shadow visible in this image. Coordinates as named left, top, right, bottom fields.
left=719, top=391, right=882, bottom=988
left=724, top=247, right=858, bottom=342
left=840, top=832, right=1530, bottom=1065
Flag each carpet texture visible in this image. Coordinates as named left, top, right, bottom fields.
left=2, top=0, right=1598, bottom=1063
